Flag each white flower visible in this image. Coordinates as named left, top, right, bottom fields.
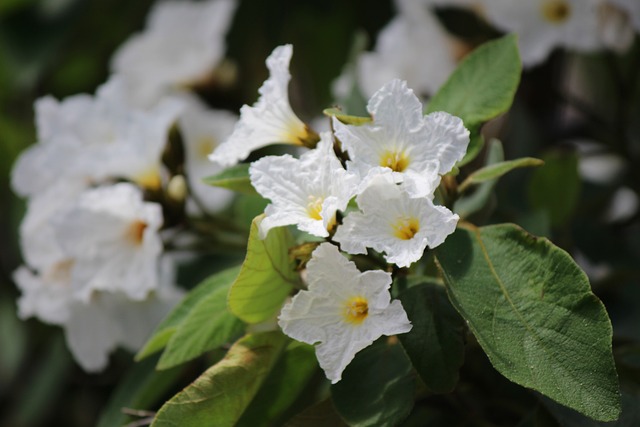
left=64, top=285, right=181, bottom=372
left=278, top=243, right=412, bottom=383
left=333, top=79, right=469, bottom=198
left=177, top=94, right=237, bottom=213
left=53, top=183, right=163, bottom=302
left=334, top=172, right=458, bottom=268
left=598, top=1, right=636, bottom=53
left=209, top=44, right=319, bottom=168
left=609, top=0, right=640, bottom=31
left=357, top=0, right=457, bottom=99
left=481, top=0, right=602, bottom=67
left=12, top=92, right=181, bottom=197
left=14, top=260, right=76, bottom=325
left=111, top=0, right=237, bottom=108
left=249, top=132, right=358, bottom=238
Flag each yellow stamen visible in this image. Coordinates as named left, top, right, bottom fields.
left=541, top=0, right=571, bottom=23
left=127, top=220, right=148, bottom=245
left=343, top=296, right=369, bottom=324
left=306, top=196, right=324, bottom=220
left=197, top=136, right=217, bottom=159
left=136, top=168, right=162, bottom=190
left=380, top=150, right=410, bottom=172
left=392, top=217, right=420, bottom=240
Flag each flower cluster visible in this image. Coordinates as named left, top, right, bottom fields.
left=11, top=0, right=240, bottom=371
left=211, top=45, right=469, bottom=382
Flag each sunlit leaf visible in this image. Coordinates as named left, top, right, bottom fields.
left=136, top=266, right=241, bottom=361
left=435, top=224, right=621, bottom=421
left=151, top=332, right=287, bottom=427
left=157, top=277, right=245, bottom=370
left=228, top=214, right=299, bottom=324
left=323, top=107, right=371, bottom=125
left=203, top=163, right=257, bottom=195
left=427, top=34, right=521, bottom=127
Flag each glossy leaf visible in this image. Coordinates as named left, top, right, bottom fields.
left=284, top=399, right=348, bottom=427
left=398, top=283, right=465, bottom=393
left=331, top=339, right=415, bottom=427
left=203, top=163, right=257, bottom=195
left=427, top=34, right=521, bottom=127
left=136, top=266, right=241, bottom=361
left=151, top=332, right=287, bottom=427
left=435, top=224, right=621, bottom=421
left=228, top=214, right=299, bottom=324
left=459, top=157, right=544, bottom=193
left=157, top=277, right=245, bottom=370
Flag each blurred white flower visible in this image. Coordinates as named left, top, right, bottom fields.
left=609, top=0, right=640, bottom=31
left=598, top=1, right=635, bottom=53
left=209, top=44, right=319, bottom=168
left=177, top=94, right=237, bottom=214
left=278, top=243, right=412, bottom=383
left=355, top=0, right=458, bottom=99
left=249, top=132, right=358, bottom=238
left=333, top=79, right=469, bottom=198
left=12, top=92, right=181, bottom=197
left=481, top=0, right=602, bottom=67
left=53, top=183, right=163, bottom=302
left=334, top=172, right=458, bottom=268
left=111, top=0, right=237, bottom=108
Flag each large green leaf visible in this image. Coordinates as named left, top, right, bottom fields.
left=203, top=163, right=257, bottom=195
left=284, top=399, right=348, bottom=427
left=237, top=341, right=318, bottom=426
left=228, top=214, right=299, bottom=324
left=331, top=339, right=416, bottom=427
left=435, top=224, right=621, bottom=421
left=151, top=331, right=287, bottom=427
left=528, top=151, right=580, bottom=227
left=136, top=266, right=241, bottom=361
left=157, top=277, right=245, bottom=370
left=398, top=282, right=465, bottom=393
left=426, top=34, right=521, bottom=127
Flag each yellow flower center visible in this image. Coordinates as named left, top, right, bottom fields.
left=283, top=123, right=320, bottom=148
left=380, top=150, right=409, bottom=172
left=306, top=196, right=324, bottom=220
left=136, top=167, right=162, bottom=190
left=392, top=216, right=420, bottom=240
left=541, top=0, right=571, bottom=23
left=197, top=136, right=217, bottom=159
left=343, top=296, right=369, bottom=324
left=126, top=220, right=148, bottom=245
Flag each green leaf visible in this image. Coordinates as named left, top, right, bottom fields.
left=151, top=331, right=287, bottom=427
left=331, top=339, right=416, bottom=427
left=427, top=34, right=521, bottom=127
left=136, top=266, right=241, bottom=361
left=457, top=128, right=485, bottom=167
left=459, top=157, right=544, bottom=193
left=97, top=356, right=183, bottom=427
left=528, top=151, right=580, bottom=227
left=454, top=138, right=503, bottom=219
left=228, top=214, right=299, bottom=324
left=203, top=163, right=258, bottom=195
left=323, top=107, right=372, bottom=125
left=435, top=224, right=621, bottom=421
left=398, top=283, right=465, bottom=393
left=284, top=399, right=349, bottom=427
left=237, top=341, right=318, bottom=426
left=157, top=276, right=245, bottom=370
